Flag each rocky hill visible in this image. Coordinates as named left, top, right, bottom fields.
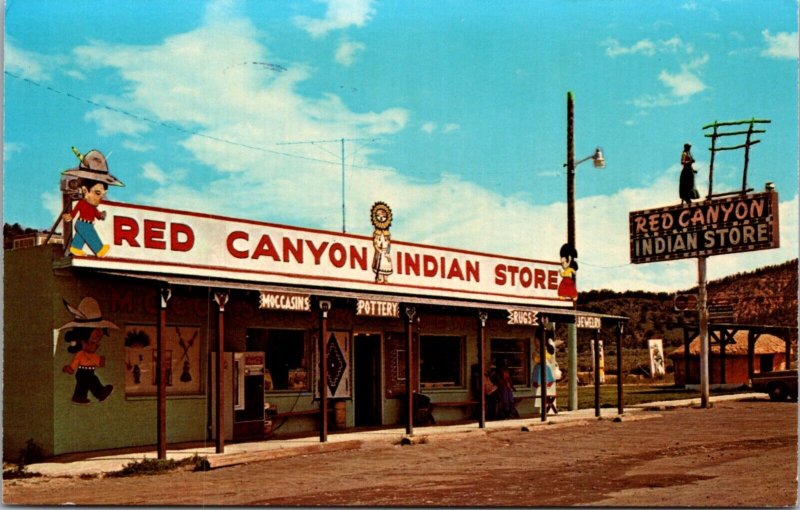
left=577, top=259, right=798, bottom=350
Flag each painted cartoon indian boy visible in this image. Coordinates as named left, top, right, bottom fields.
left=61, top=148, right=124, bottom=257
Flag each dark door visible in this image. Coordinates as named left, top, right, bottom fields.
left=354, top=334, right=382, bottom=426
left=760, top=354, right=774, bottom=373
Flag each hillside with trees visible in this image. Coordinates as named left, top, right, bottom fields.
left=577, top=259, right=798, bottom=351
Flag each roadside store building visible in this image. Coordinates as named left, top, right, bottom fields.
left=669, top=330, right=791, bottom=387
left=4, top=198, right=625, bottom=458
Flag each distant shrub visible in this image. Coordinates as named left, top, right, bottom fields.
left=108, top=454, right=209, bottom=477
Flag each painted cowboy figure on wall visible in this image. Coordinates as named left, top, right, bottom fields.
left=61, top=147, right=124, bottom=257
left=370, top=201, right=393, bottom=283
left=60, top=297, right=118, bottom=404
left=679, top=143, right=698, bottom=206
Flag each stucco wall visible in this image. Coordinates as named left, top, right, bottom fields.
left=3, top=246, right=58, bottom=460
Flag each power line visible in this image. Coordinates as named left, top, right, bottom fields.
left=4, top=70, right=388, bottom=170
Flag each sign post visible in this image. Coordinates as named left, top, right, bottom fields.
left=698, top=257, right=709, bottom=408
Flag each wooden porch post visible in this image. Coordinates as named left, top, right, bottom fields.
left=593, top=328, right=601, bottom=418
left=478, top=311, right=488, bottom=429
left=616, top=322, right=624, bottom=415
left=539, top=318, right=548, bottom=422
left=319, top=300, right=332, bottom=443
left=747, top=331, right=756, bottom=379
left=156, top=287, right=171, bottom=459
left=213, top=291, right=229, bottom=454
left=404, top=306, right=417, bottom=436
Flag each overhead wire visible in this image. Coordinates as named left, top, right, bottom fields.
left=4, top=70, right=388, bottom=171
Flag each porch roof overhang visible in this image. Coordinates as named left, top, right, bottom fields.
left=87, top=269, right=628, bottom=326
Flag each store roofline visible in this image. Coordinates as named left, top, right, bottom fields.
left=77, top=268, right=628, bottom=325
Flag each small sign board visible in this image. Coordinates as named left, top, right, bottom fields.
left=674, top=294, right=698, bottom=312
left=507, top=309, right=538, bottom=326
left=258, top=291, right=311, bottom=311
left=575, top=314, right=602, bottom=329
left=708, top=304, right=735, bottom=322
left=356, top=299, right=400, bottom=318
left=629, top=191, right=779, bottom=264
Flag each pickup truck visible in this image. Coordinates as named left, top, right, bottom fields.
left=751, top=370, right=798, bottom=401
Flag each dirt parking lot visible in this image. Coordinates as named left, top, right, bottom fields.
left=3, top=399, right=796, bottom=506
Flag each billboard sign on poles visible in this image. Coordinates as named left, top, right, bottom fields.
left=629, top=191, right=779, bottom=264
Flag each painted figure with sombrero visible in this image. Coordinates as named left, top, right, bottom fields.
left=61, top=147, right=124, bottom=258
left=60, top=297, right=118, bottom=404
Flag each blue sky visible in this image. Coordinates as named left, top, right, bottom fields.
left=4, top=0, right=798, bottom=292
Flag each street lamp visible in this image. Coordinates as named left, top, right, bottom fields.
left=564, top=92, right=605, bottom=411
left=575, top=147, right=605, bottom=169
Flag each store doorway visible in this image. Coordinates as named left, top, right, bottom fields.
left=354, top=333, right=382, bottom=427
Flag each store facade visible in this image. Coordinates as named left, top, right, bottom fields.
left=4, top=199, right=625, bottom=458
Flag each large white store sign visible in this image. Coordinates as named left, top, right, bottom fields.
left=71, top=201, right=570, bottom=308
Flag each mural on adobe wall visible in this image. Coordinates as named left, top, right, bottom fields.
left=59, top=297, right=118, bottom=405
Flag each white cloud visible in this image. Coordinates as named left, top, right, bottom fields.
left=335, top=39, right=366, bottom=66
left=122, top=140, right=156, bottom=153
left=603, top=36, right=693, bottom=58
left=3, top=142, right=24, bottom=163
left=141, top=162, right=169, bottom=185
left=420, top=122, right=459, bottom=135
left=658, top=68, right=705, bottom=97
left=40, top=190, right=63, bottom=220
left=604, top=38, right=656, bottom=57
left=295, top=0, right=376, bottom=38
left=84, top=106, right=151, bottom=137
left=632, top=54, right=709, bottom=108
left=761, top=30, right=799, bottom=59
left=658, top=54, right=709, bottom=97
left=4, top=40, right=53, bottom=81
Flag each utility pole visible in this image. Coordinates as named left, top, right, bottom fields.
left=566, top=92, right=578, bottom=411
left=341, top=138, right=346, bottom=233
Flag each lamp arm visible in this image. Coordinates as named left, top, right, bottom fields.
left=563, top=153, right=595, bottom=168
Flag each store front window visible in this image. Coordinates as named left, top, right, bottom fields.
left=246, top=328, right=309, bottom=391
left=490, top=338, right=530, bottom=386
left=420, top=335, right=464, bottom=388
